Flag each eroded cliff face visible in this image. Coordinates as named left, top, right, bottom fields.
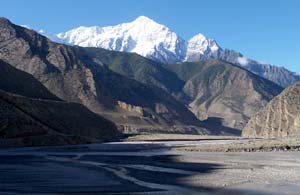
left=243, top=83, right=300, bottom=138
left=117, top=101, right=143, bottom=115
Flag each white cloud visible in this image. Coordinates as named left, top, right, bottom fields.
left=237, top=56, right=249, bottom=66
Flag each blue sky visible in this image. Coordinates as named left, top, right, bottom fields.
left=1, top=0, right=300, bottom=73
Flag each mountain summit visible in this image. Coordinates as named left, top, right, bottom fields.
left=186, top=33, right=220, bottom=62
left=0, top=17, right=286, bottom=134
left=0, top=17, right=204, bottom=134
left=56, top=16, right=300, bottom=87
left=56, top=16, right=224, bottom=64
left=57, top=16, right=187, bottom=63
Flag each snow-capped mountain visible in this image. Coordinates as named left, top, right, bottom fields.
left=185, top=33, right=221, bottom=62
left=56, top=16, right=300, bottom=87
left=57, top=16, right=187, bottom=63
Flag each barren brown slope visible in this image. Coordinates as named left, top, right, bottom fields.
left=0, top=60, right=119, bottom=147
left=164, top=60, right=283, bottom=130
left=0, top=17, right=204, bottom=133
left=80, top=46, right=283, bottom=132
left=80, top=47, right=187, bottom=100
left=243, top=83, right=300, bottom=138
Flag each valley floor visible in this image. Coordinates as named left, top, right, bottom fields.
left=0, top=135, right=300, bottom=195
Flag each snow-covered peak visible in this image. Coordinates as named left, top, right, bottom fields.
left=188, top=33, right=220, bottom=52
left=48, top=16, right=300, bottom=86
left=189, top=33, right=207, bottom=43
left=56, top=16, right=187, bottom=63
left=55, top=16, right=229, bottom=63
left=185, top=33, right=221, bottom=61
left=133, top=15, right=156, bottom=24
left=54, top=17, right=251, bottom=65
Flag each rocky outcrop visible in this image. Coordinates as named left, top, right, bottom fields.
left=117, top=101, right=143, bottom=115
left=243, top=83, right=300, bottom=138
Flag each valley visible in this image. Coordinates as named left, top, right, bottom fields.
left=0, top=8, right=300, bottom=195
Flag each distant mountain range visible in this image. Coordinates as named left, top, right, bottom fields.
left=0, top=17, right=286, bottom=146
left=55, top=16, right=300, bottom=87
left=0, top=17, right=206, bottom=135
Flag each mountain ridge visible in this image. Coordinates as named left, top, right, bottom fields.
left=163, top=60, right=283, bottom=130
left=80, top=45, right=283, bottom=130
left=0, top=17, right=206, bottom=134
left=55, top=16, right=300, bottom=87
left=0, top=17, right=285, bottom=135
left=0, top=59, right=120, bottom=147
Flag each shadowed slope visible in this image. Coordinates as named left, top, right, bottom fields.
left=0, top=59, right=119, bottom=147
left=0, top=17, right=205, bottom=133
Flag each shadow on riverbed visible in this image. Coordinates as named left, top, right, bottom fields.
left=0, top=143, right=290, bottom=195
left=201, top=117, right=242, bottom=136
left=81, top=154, right=283, bottom=195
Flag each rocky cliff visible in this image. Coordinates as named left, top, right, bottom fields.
left=243, top=83, right=300, bottom=138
